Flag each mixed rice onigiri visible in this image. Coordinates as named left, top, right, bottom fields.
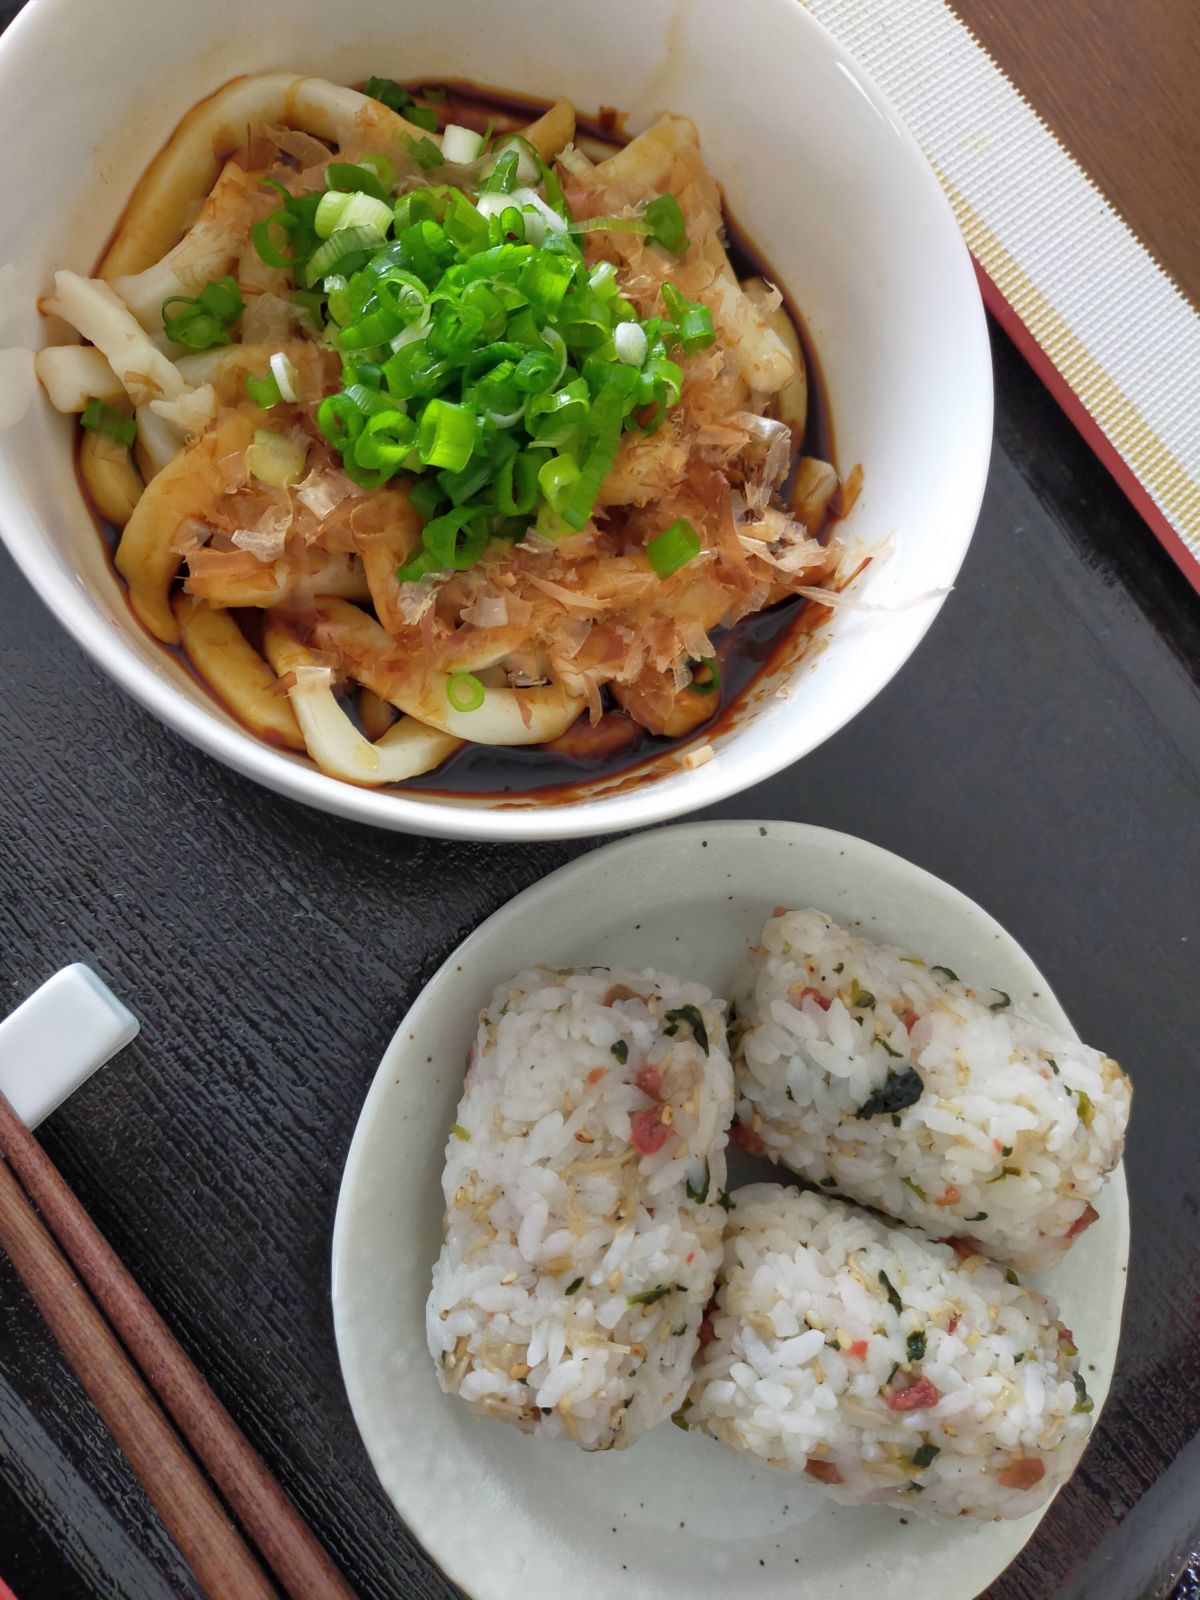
left=733, top=909, right=1131, bottom=1269
left=427, top=965, right=734, bottom=1449
left=426, top=918, right=1127, bottom=1517
left=687, top=1184, right=1094, bottom=1518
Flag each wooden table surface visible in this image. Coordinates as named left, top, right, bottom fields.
left=2, top=325, right=1198, bottom=1600
left=1, top=4, right=1199, bottom=1597
left=952, top=0, right=1200, bottom=308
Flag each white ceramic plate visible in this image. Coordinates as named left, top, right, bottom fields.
left=332, top=822, right=1128, bottom=1600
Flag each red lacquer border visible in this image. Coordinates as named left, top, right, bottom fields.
left=973, top=260, right=1200, bottom=596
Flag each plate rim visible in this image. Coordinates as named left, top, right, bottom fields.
left=331, top=818, right=1131, bottom=1600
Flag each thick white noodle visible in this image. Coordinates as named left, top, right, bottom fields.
left=34, top=345, right=125, bottom=411
left=41, top=271, right=189, bottom=406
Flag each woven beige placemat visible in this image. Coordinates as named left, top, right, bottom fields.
left=804, top=0, right=1200, bottom=590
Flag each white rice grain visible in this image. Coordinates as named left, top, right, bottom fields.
left=688, top=1185, right=1093, bottom=1519
left=733, top=909, right=1131, bottom=1268
left=427, top=965, right=734, bottom=1449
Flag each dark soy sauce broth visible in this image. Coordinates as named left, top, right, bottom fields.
left=88, top=81, right=839, bottom=800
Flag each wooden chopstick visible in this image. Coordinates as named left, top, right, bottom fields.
left=0, top=1089, right=359, bottom=1600
left=0, top=1154, right=279, bottom=1600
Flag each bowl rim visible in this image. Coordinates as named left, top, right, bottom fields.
left=0, top=0, right=993, bottom=841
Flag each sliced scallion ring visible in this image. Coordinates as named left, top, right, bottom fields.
left=445, top=671, right=486, bottom=713
left=647, top=517, right=701, bottom=578
left=440, top=123, right=485, bottom=165
left=687, top=657, right=721, bottom=695
left=269, top=351, right=300, bottom=403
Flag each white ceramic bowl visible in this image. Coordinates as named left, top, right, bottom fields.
left=0, top=0, right=991, bottom=840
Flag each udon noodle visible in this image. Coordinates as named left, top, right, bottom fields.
left=37, top=74, right=855, bottom=789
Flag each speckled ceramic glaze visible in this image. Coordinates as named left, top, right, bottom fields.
left=333, top=822, right=1128, bottom=1600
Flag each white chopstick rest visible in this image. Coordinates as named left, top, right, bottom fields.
left=0, top=965, right=139, bottom=1128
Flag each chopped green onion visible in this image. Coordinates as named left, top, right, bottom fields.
left=359, top=152, right=397, bottom=191
left=252, top=211, right=308, bottom=270
left=661, top=282, right=715, bottom=353
left=343, top=192, right=397, bottom=236
left=362, top=77, right=438, bottom=131
left=446, top=671, right=485, bottom=712
left=989, top=990, right=1012, bottom=1011
left=80, top=398, right=136, bottom=447
left=495, top=449, right=540, bottom=515
left=569, top=213, right=653, bottom=239
left=588, top=260, right=619, bottom=298
left=315, top=190, right=394, bottom=242
left=246, top=370, right=282, bottom=409
left=365, top=76, right=412, bottom=111
left=482, top=149, right=520, bottom=194
left=610, top=1040, right=629, bottom=1064
left=326, top=161, right=388, bottom=201
left=906, top=1329, right=927, bottom=1362
left=314, top=190, right=354, bottom=239
left=404, top=134, right=444, bottom=170
left=643, top=193, right=690, bottom=254
left=161, top=275, right=244, bottom=350
left=254, top=153, right=730, bottom=567
left=614, top=321, right=647, bottom=365
left=687, top=657, right=720, bottom=695
left=564, top=1276, right=583, bottom=1295
left=450, top=1122, right=470, bottom=1140
left=646, top=517, right=700, bottom=578
left=410, top=504, right=489, bottom=573
left=418, top=398, right=477, bottom=471
left=441, top=123, right=485, bottom=164
left=519, top=251, right=574, bottom=315
left=537, top=452, right=580, bottom=511
left=494, top=136, right=540, bottom=183
left=269, top=351, right=299, bottom=403
left=303, top=224, right=387, bottom=288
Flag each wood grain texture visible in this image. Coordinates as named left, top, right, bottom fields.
left=0, top=1161, right=277, bottom=1600
left=951, top=0, right=1200, bottom=307
left=0, top=1092, right=358, bottom=1600
left=1, top=324, right=1197, bottom=1600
